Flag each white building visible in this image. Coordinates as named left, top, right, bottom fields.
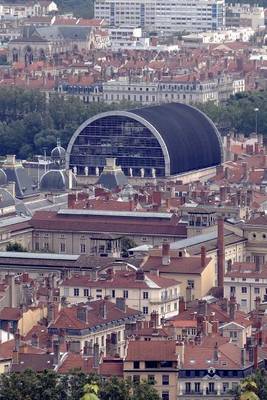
left=59, top=269, right=181, bottom=321
left=226, top=3, right=264, bottom=30
left=101, top=75, right=244, bottom=105
left=0, top=1, right=58, bottom=19
left=224, top=261, right=267, bottom=313
left=182, top=27, right=255, bottom=46
left=95, top=0, right=225, bottom=34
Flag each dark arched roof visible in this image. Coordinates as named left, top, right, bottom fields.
left=40, top=170, right=66, bottom=193
left=0, top=169, right=7, bottom=186
left=130, top=103, right=223, bottom=175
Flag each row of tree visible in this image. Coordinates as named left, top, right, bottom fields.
left=0, top=370, right=160, bottom=400
left=0, top=87, right=266, bottom=160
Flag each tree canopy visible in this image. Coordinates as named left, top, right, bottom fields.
left=0, top=370, right=160, bottom=400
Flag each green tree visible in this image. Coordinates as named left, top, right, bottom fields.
left=6, top=242, right=28, bottom=252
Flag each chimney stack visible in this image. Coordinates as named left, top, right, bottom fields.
left=162, top=243, right=170, bottom=265
left=150, top=311, right=159, bottom=328
left=116, top=297, right=126, bottom=312
left=100, top=301, right=107, bottom=320
left=229, top=296, right=236, bottom=320
left=213, top=342, right=219, bottom=362
left=201, top=246, right=206, bottom=269
left=179, top=296, right=186, bottom=314
left=52, top=340, right=60, bottom=366
left=217, top=217, right=225, bottom=297
left=93, top=343, right=100, bottom=369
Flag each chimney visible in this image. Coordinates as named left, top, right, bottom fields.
left=52, top=340, right=60, bottom=366
left=100, top=301, right=107, bottom=320
left=255, top=296, right=261, bottom=310
left=47, top=302, right=55, bottom=324
left=254, top=344, right=258, bottom=369
left=201, top=246, right=206, bottom=269
left=198, top=300, right=208, bottom=316
left=229, top=296, right=236, bottom=320
left=162, top=243, right=170, bottom=265
left=255, top=143, right=259, bottom=154
left=77, top=305, right=88, bottom=323
left=176, top=341, right=184, bottom=367
left=212, top=320, right=219, bottom=334
left=213, top=342, right=219, bottom=362
left=135, top=269, right=145, bottom=281
left=242, top=162, right=248, bottom=180
left=7, top=274, right=16, bottom=308
left=186, top=286, right=192, bottom=302
left=220, top=186, right=227, bottom=202
left=241, top=348, right=246, bottom=367
left=31, top=333, right=39, bottom=347
left=93, top=343, right=100, bottom=369
left=116, top=297, right=126, bottom=312
left=179, top=296, right=186, bottom=314
left=224, top=167, right=229, bottom=180
left=216, top=165, right=224, bottom=177
left=150, top=311, right=159, bottom=328
left=217, top=217, right=225, bottom=296
left=14, top=329, right=20, bottom=352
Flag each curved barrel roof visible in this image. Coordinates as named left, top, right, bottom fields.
left=131, top=103, right=223, bottom=175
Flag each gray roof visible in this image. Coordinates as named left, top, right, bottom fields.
left=131, top=103, right=223, bottom=175
left=0, top=188, right=15, bottom=208
left=37, top=26, right=92, bottom=41
left=97, top=169, right=128, bottom=190
left=39, top=170, right=66, bottom=193
left=3, top=167, right=39, bottom=199
left=51, top=145, right=66, bottom=160
left=0, top=169, right=7, bottom=186
left=58, top=209, right=172, bottom=218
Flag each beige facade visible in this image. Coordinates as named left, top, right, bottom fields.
left=219, top=322, right=252, bottom=348
left=18, top=306, right=47, bottom=336
left=124, top=359, right=178, bottom=400
left=60, top=278, right=180, bottom=321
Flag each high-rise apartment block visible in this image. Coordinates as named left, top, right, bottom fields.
left=94, top=0, right=225, bottom=34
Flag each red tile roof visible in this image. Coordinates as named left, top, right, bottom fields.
left=125, top=340, right=177, bottom=361
left=0, top=307, right=22, bottom=321
left=142, top=255, right=211, bottom=275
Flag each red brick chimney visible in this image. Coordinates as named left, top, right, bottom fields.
left=201, top=246, right=206, bottom=269
left=162, top=243, right=170, bottom=265
left=179, top=296, right=186, bottom=313
left=217, top=217, right=225, bottom=296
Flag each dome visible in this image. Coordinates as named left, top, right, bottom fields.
left=0, top=169, right=7, bottom=186
left=40, top=169, right=77, bottom=193
left=0, top=188, right=15, bottom=208
left=66, top=103, right=223, bottom=178
left=40, top=170, right=66, bottom=193
left=51, top=145, right=66, bottom=161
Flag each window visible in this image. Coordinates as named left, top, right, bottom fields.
left=118, top=331, right=121, bottom=342
left=254, top=287, right=260, bottom=294
left=133, top=375, right=140, bottom=384
left=187, top=280, right=194, bottom=289
left=148, top=375, right=155, bottom=384
left=242, top=287, right=247, bottom=293
left=174, top=302, right=177, bottom=310
left=143, top=306, right=149, bottom=314
left=123, top=290, right=128, bottom=299
left=74, top=288, right=79, bottom=296
left=60, top=242, right=66, bottom=253
left=133, top=361, right=140, bottom=369
left=84, top=289, right=89, bottom=297
left=143, top=291, right=149, bottom=299
left=223, top=382, right=229, bottom=393
left=195, top=382, right=200, bottom=393
left=80, top=243, right=86, bottom=253
left=162, top=391, right=169, bottom=400
left=44, top=242, right=49, bottom=251
left=230, top=331, right=237, bottom=339
left=241, top=299, right=247, bottom=308
left=185, top=382, right=191, bottom=393
left=101, top=336, right=104, bottom=347
left=230, top=286, right=235, bottom=294
left=112, top=289, right=116, bottom=298
left=162, top=375, right=169, bottom=385
left=35, top=242, right=40, bottom=251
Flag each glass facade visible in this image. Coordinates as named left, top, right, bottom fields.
left=69, top=115, right=166, bottom=177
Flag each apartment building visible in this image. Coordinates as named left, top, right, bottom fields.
left=59, top=269, right=181, bottom=320
left=0, top=1, right=58, bottom=19
left=224, top=261, right=267, bottom=313
left=124, top=340, right=179, bottom=400
left=101, top=75, right=244, bottom=106
left=226, top=3, right=264, bottom=30
left=94, top=0, right=225, bottom=34
left=48, top=299, right=142, bottom=357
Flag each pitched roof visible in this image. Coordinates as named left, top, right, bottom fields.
left=0, top=307, right=22, bottom=321
left=142, top=255, right=212, bottom=275
left=125, top=340, right=177, bottom=362
left=49, top=300, right=141, bottom=331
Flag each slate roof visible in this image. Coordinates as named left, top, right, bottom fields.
left=131, top=103, right=223, bottom=175
left=37, top=26, right=92, bottom=41
left=0, top=188, right=15, bottom=208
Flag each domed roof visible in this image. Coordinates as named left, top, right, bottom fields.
left=40, top=170, right=66, bottom=193
left=51, top=145, right=66, bottom=160
left=0, top=188, right=15, bottom=208
left=0, top=169, right=7, bottom=186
